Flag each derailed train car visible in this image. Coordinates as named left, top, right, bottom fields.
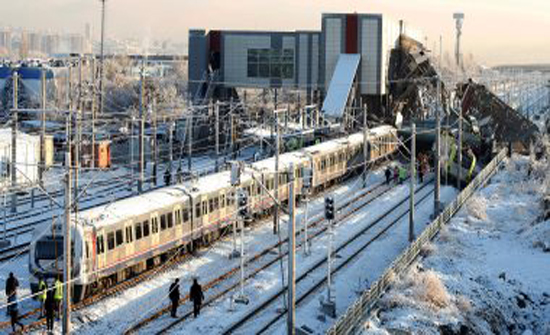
left=29, top=126, right=398, bottom=300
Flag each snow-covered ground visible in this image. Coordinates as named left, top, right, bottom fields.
left=363, top=155, right=550, bottom=335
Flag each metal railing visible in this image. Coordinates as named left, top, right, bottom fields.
left=326, top=148, right=508, bottom=335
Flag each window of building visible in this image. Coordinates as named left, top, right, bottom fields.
left=247, top=48, right=294, bottom=80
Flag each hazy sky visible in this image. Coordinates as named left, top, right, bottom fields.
left=1, top=0, right=549, bottom=65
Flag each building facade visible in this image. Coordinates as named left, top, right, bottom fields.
left=189, top=13, right=423, bottom=106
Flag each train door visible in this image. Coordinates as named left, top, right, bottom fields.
left=95, top=228, right=106, bottom=271
left=149, top=212, right=160, bottom=250
left=85, top=228, right=97, bottom=282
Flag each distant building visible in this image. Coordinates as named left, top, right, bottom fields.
left=0, top=29, right=11, bottom=55
left=29, top=32, right=43, bottom=55
left=189, top=13, right=424, bottom=114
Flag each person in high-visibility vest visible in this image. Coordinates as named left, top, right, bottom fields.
left=37, top=276, right=48, bottom=317
left=399, top=166, right=407, bottom=184
left=54, top=276, right=63, bottom=319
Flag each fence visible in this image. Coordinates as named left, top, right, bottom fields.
left=326, top=148, right=508, bottom=335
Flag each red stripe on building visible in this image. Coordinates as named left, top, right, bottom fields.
left=345, top=14, right=358, bottom=54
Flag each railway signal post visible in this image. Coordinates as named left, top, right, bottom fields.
left=322, top=196, right=336, bottom=317
left=235, top=188, right=249, bottom=305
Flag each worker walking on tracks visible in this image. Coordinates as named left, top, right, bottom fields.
left=45, top=290, right=56, bottom=334
left=189, top=278, right=204, bottom=318
left=5, top=272, right=19, bottom=316
left=399, top=166, right=407, bottom=184
left=54, top=276, right=63, bottom=319
left=37, top=275, right=48, bottom=317
left=169, top=279, right=180, bottom=318
left=8, top=293, right=24, bottom=332
left=393, top=166, right=399, bottom=184
left=385, top=167, right=392, bottom=185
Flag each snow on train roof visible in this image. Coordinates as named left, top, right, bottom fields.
left=78, top=125, right=396, bottom=229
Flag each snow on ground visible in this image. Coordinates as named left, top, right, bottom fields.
left=362, top=155, right=550, bottom=335
left=0, top=163, right=390, bottom=333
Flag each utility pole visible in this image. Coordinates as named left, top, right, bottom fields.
left=362, top=102, right=368, bottom=188
left=138, top=64, right=145, bottom=193
left=63, top=150, right=72, bottom=335
left=286, top=163, right=296, bottom=335
left=273, top=111, right=280, bottom=234
left=434, top=79, right=442, bottom=215
left=75, top=57, right=83, bottom=213
left=229, top=101, right=235, bottom=159
left=409, top=123, right=416, bottom=242
left=98, top=0, right=107, bottom=116
left=10, top=72, right=18, bottom=214
left=215, top=101, right=220, bottom=172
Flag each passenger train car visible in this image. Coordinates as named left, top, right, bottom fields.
left=29, top=126, right=398, bottom=300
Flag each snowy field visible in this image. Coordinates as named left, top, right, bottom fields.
left=363, top=155, right=550, bottom=335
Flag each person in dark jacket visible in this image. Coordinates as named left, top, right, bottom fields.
left=164, top=169, right=172, bottom=186
left=45, top=290, right=56, bottom=333
left=5, top=272, right=19, bottom=297
left=169, top=279, right=180, bottom=318
left=8, top=293, right=24, bottom=332
left=385, top=167, right=392, bottom=185
left=5, top=272, right=19, bottom=316
left=189, top=278, right=204, bottom=318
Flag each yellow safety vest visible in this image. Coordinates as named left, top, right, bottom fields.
left=38, top=280, right=47, bottom=302
left=54, top=280, right=63, bottom=301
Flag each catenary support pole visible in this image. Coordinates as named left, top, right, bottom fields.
left=457, top=102, right=463, bottom=189
left=362, top=101, right=368, bottom=188
left=273, top=112, right=280, bottom=234
left=434, top=79, right=442, bottom=215
left=287, top=163, right=296, bottom=335
left=138, top=64, right=145, bottom=193
left=409, top=123, right=416, bottom=242
left=215, top=101, right=220, bottom=172
left=63, top=150, right=72, bottom=335
left=40, top=69, right=46, bottom=187
left=187, top=112, right=193, bottom=173
left=152, top=102, right=158, bottom=186
left=98, top=0, right=106, bottom=117
left=10, top=72, right=18, bottom=214
left=91, top=57, right=96, bottom=169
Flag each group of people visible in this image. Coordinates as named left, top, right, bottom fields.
left=169, top=278, right=204, bottom=319
left=5, top=272, right=64, bottom=334
left=384, top=154, right=431, bottom=186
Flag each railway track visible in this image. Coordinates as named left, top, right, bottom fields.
left=124, top=178, right=426, bottom=334
left=222, top=184, right=435, bottom=335
left=1, top=170, right=392, bottom=333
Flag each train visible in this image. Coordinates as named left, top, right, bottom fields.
left=29, top=126, right=398, bottom=301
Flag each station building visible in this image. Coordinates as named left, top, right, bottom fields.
left=189, top=13, right=423, bottom=118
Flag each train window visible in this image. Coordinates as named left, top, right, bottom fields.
left=126, top=226, right=133, bottom=243
left=209, top=198, right=214, bottom=213
left=143, top=220, right=150, bottom=236
left=202, top=201, right=208, bottom=215
left=257, top=184, right=261, bottom=195
left=97, top=235, right=105, bottom=255
left=214, top=197, right=219, bottom=210
left=195, top=202, right=201, bottom=218
left=221, top=195, right=226, bottom=208
left=182, top=208, right=189, bottom=222
left=116, top=229, right=124, bottom=247
left=175, top=210, right=181, bottom=225
left=107, top=232, right=115, bottom=250
left=167, top=212, right=174, bottom=228
left=135, top=222, right=143, bottom=240
left=160, top=214, right=167, bottom=230
left=152, top=218, right=159, bottom=234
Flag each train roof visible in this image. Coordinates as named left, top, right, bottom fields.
left=77, top=126, right=396, bottom=229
